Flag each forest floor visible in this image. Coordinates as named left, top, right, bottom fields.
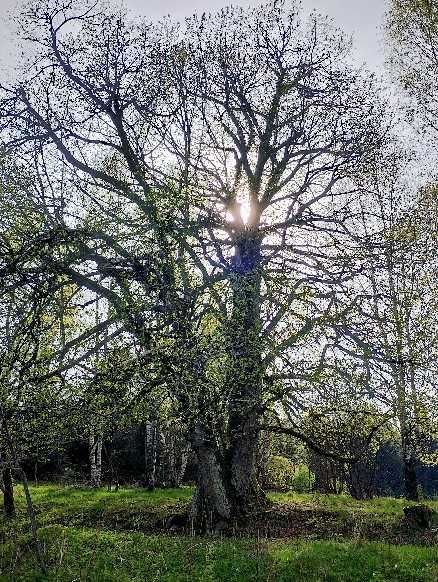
left=1, top=485, right=438, bottom=581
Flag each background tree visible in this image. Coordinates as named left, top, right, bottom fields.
left=303, top=406, right=393, bottom=499
left=342, top=150, right=438, bottom=500
left=387, top=0, right=438, bottom=141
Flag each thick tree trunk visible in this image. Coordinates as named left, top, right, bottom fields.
left=348, top=463, right=375, bottom=500
left=191, top=435, right=232, bottom=532
left=2, top=467, right=15, bottom=517
left=226, top=235, right=267, bottom=513
left=191, top=234, right=268, bottom=529
left=191, top=428, right=267, bottom=530
left=404, top=456, right=419, bottom=501
left=311, top=457, right=340, bottom=494
left=346, top=450, right=376, bottom=500
left=227, top=434, right=266, bottom=512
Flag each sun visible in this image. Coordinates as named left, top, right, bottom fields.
left=225, top=198, right=251, bottom=225
left=240, top=199, right=251, bottom=224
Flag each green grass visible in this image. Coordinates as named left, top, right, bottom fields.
left=0, top=525, right=270, bottom=581
left=13, top=483, right=193, bottom=511
left=271, top=491, right=438, bottom=516
left=1, top=526, right=437, bottom=581
left=2, top=484, right=193, bottom=535
left=272, top=540, right=438, bottom=581
left=11, top=483, right=437, bottom=523
left=1, top=485, right=438, bottom=581
left=9, top=483, right=438, bottom=519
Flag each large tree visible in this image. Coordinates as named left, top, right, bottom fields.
left=171, top=1, right=387, bottom=521
left=0, top=0, right=387, bottom=526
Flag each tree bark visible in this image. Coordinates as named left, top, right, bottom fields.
left=190, top=234, right=268, bottom=529
left=144, top=420, right=158, bottom=490
left=401, top=425, right=419, bottom=501
left=347, top=462, right=375, bottom=500
left=177, top=444, right=190, bottom=486
left=404, top=455, right=419, bottom=501
left=311, top=454, right=341, bottom=494
left=17, top=467, right=47, bottom=575
left=89, top=432, right=97, bottom=486
left=166, top=431, right=178, bottom=487
left=190, top=427, right=232, bottom=531
left=226, top=235, right=267, bottom=514
left=89, top=431, right=102, bottom=488
left=2, top=467, right=15, bottom=517
left=96, top=435, right=102, bottom=486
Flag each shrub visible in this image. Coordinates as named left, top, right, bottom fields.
left=291, top=464, right=314, bottom=492
left=265, top=456, right=295, bottom=491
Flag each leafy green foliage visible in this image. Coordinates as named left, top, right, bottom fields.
left=290, top=464, right=314, bottom=493
left=264, top=457, right=314, bottom=492
left=264, top=456, right=295, bottom=491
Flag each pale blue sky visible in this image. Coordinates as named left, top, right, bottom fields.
left=0, top=0, right=387, bottom=74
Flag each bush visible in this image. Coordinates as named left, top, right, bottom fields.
left=265, top=456, right=295, bottom=491
left=291, top=464, right=314, bottom=492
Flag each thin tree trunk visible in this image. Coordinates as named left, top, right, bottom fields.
left=17, top=467, right=47, bottom=574
left=0, top=413, right=46, bottom=574
left=177, top=444, right=190, bottom=487
left=89, top=431, right=102, bottom=488
left=89, top=431, right=97, bottom=487
left=2, top=467, right=15, bottom=517
left=34, top=442, right=39, bottom=486
left=167, top=432, right=177, bottom=487
left=95, top=435, right=102, bottom=487
left=106, top=441, right=115, bottom=491
left=144, top=420, right=158, bottom=490
left=400, top=411, right=419, bottom=501
left=157, top=430, right=167, bottom=487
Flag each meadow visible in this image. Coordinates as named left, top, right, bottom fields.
left=1, top=485, right=437, bottom=581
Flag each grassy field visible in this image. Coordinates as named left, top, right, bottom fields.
left=1, top=485, right=437, bottom=581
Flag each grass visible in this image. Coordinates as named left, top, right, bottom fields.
left=0, top=484, right=193, bottom=537
left=271, top=540, right=438, bottom=582
left=271, top=490, right=438, bottom=515
left=1, top=484, right=437, bottom=581
left=1, top=525, right=274, bottom=581
left=1, top=526, right=438, bottom=581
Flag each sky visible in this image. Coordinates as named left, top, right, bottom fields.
left=0, top=0, right=387, bottom=75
